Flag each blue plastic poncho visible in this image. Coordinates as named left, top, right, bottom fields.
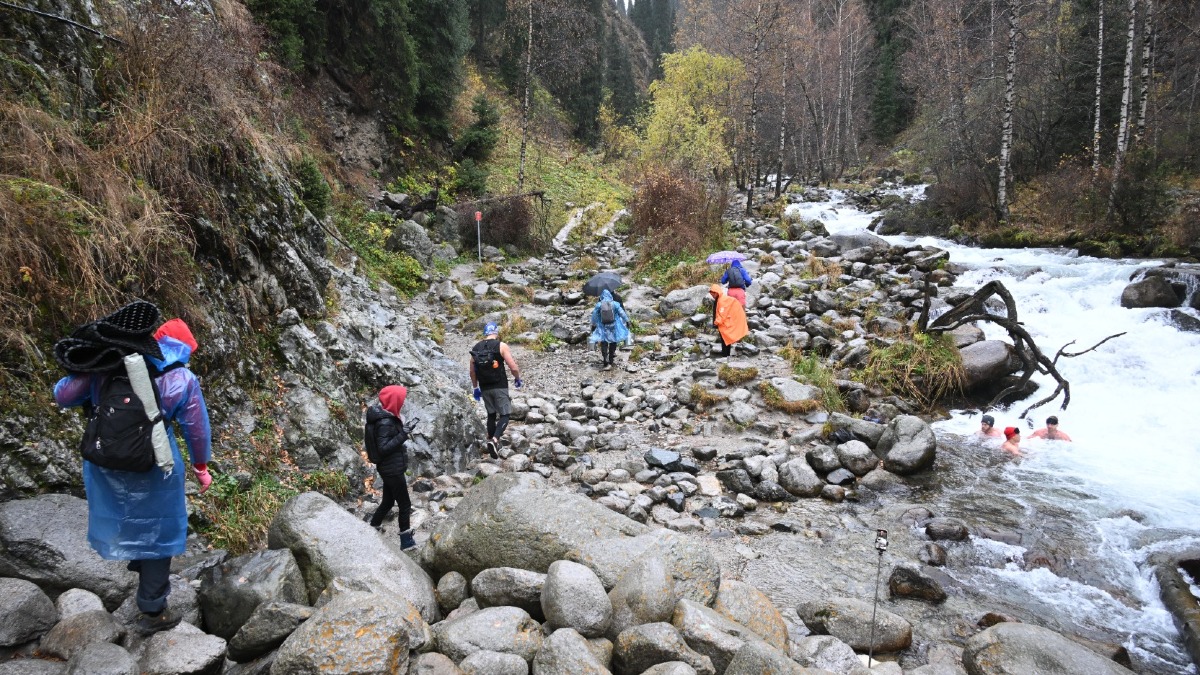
left=719, top=260, right=752, bottom=288
left=589, top=289, right=631, bottom=345
left=54, top=336, right=212, bottom=560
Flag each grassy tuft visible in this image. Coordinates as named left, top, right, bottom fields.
left=570, top=255, right=601, bottom=272
left=689, top=383, right=728, bottom=410
left=779, top=344, right=845, bottom=411
left=637, top=255, right=717, bottom=293
left=718, top=364, right=759, bottom=385
left=333, top=202, right=425, bottom=297
left=759, top=382, right=822, bottom=413
left=861, top=331, right=965, bottom=410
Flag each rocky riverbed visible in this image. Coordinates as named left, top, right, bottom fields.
left=0, top=186, right=1176, bottom=674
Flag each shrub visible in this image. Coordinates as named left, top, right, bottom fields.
left=294, top=155, right=332, bottom=220
left=862, top=331, right=964, bottom=410
left=628, top=170, right=725, bottom=264
left=333, top=203, right=425, bottom=297
left=460, top=197, right=534, bottom=252
left=454, top=94, right=501, bottom=162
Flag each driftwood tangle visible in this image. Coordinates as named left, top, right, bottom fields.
left=919, top=279, right=1124, bottom=418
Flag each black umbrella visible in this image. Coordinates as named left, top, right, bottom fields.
left=583, top=271, right=622, bottom=298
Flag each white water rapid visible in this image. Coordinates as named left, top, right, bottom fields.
left=787, top=188, right=1200, bottom=673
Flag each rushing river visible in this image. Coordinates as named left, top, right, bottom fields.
left=786, top=189, right=1200, bottom=673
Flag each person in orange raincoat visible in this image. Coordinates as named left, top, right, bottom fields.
left=709, top=284, right=748, bottom=357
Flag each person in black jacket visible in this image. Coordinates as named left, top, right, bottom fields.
left=364, top=385, right=416, bottom=550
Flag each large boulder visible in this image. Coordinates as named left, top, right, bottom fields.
left=432, top=606, right=543, bottom=665
left=778, top=459, right=823, bottom=498
left=723, top=640, right=813, bottom=675
left=542, top=560, right=612, bottom=638
left=659, top=286, right=713, bottom=318
left=0, top=495, right=135, bottom=610
left=835, top=441, right=878, bottom=476
left=963, top=622, right=1135, bottom=675
left=198, top=549, right=308, bottom=639
left=0, top=578, right=57, bottom=646
left=270, top=592, right=421, bottom=675
left=385, top=220, right=435, bottom=266
left=958, top=341, right=1017, bottom=390
left=831, top=231, right=889, bottom=252
left=140, top=623, right=228, bottom=675
left=425, top=474, right=720, bottom=606
left=228, top=601, right=314, bottom=663
left=712, top=580, right=788, bottom=651
left=532, top=628, right=613, bottom=675
left=789, top=635, right=864, bottom=674
left=471, top=567, right=546, bottom=619
left=874, top=415, right=937, bottom=475
left=67, top=642, right=136, bottom=675
left=613, top=623, right=714, bottom=675
left=267, top=492, right=438, bottom=622
left=797, top=598, right=912, bottom=653
left=1120, top=276, right=1180, bottom=309
left=39, top=609, right=124, bottom=660
left=606, top=557, right=677, bottom=640
left=672, top=599, right=763, bottom=673
left=827, top=413, right=885, bottom=447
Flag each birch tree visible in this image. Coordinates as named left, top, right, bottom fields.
left=1109, top=0, right=1138, bottom=212
left=1134, top=0, right=1153, bottom=145
left=1091, top=0, right=1105, bottom=179
left=996, top=0, right=1017, bottom=221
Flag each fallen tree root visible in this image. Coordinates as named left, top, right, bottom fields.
left=919, top=280, right=1125, bottom=418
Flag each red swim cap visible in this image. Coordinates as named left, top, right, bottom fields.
left=1003, top=427, right=1019, bottom=439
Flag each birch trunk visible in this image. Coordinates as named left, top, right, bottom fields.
left=776, top=55, right=789, bottom=199
left=516, top=0, right=533, bottom=193
left=1109, top=0, right=1138, bottom=213
left=997, top=0, right=1017, bottom=221
left=833, top=1, right=845, bottom=174
left=1135, top=0, right=1153, bottom=144
left=1092, top=0, right=1105, bottom=179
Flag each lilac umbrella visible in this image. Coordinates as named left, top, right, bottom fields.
left=706, top=250, right=747, bottom=264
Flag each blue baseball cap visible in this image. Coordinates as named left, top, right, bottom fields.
left=484, top=322, right=499, bottom=335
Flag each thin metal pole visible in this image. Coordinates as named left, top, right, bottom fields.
left=476, top=216, right=482, bottom=264
left=868, top=548, right=883, bottom=667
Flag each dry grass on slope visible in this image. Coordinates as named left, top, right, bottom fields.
left=0, top=0, right=323, bottom=382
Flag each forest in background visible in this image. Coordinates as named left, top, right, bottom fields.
left=238, top=0, right=1200, bottom=255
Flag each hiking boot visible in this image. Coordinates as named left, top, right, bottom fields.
left=399, top=530, right=416, bottom=550
left=135, top=608, right=181, bottom=636
left=603, top=363, right=612, bottom=371
left=484, top=439, right=498, bottom=459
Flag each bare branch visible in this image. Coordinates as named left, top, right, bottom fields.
left=924, top=279, right=1120, bottom=416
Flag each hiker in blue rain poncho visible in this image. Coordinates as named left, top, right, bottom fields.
left=589, top=288, right=631, bottom=370
left=54, top=319, right=212, bottom=635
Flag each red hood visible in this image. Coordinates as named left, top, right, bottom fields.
left=155, top=318, right=199, bottom=353
left=379, top=385, right=407, bottom=417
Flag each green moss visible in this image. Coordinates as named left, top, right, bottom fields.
left=333, top=201, right=425, bottom=297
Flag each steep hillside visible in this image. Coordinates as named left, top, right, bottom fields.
left=0, top=0, right=485, bottom=532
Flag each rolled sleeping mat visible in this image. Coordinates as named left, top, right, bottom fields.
left=123, top=354, right=174, bottom=476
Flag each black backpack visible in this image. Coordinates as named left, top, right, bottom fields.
left=727, top=269, right=746, bottom=289
left=600, top=299, right=616, bottom=325
left=79, top=374, right=162, bottom=472
left=471, top=339, right=501, bottom=372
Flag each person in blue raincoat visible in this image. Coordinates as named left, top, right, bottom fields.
left=54, top=318, right=212, bottom=635
left=589, top=288, right=631, bottom=371
left=720, top=260, right=752, bottom=308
